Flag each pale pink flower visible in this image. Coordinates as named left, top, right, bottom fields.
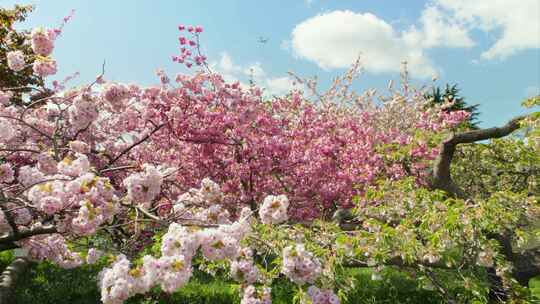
left=0, top=163, right=14, bottom=183
left=58, top=153, right=90, bottom=177
left=69, top=141, right=91, bottom=154
left=39, top=196, right=63, bottom=215
left=6, top=50, right=25, bottom=71
left=305, top=286, right=340, bottom=304
left=281, top=244, right=321, bottom=285
left=240, top=285, right=272, bottom=304
left=30, top=27, right=55, bottom=56
left=259, top=195, right=289, bottom=225
left=33, top=57, right=57, bottom=77
left=86, top=248, right=103, bottom=264
left=0, top=119, right=16, bottom=142
left=0, top=90, right=12, bottom=105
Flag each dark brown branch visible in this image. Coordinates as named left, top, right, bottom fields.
left=0, top=225, right=57, bottom=244
left=104, top=123, right=165, bottom=169
left=431, top=115, right=526, bottom=198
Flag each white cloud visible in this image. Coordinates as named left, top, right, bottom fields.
left=290, top=10, right=438, bottom=78
left=433, top=0, right=540, bottom=60
left=266, top=77, right=296, bottom=95
left=214, top=52, right=241, bottom=84
left=211, top=52, right=296, bottom=95
left=288, top=1, right=539, bottom=78
left=218, top=52, right=240, bottom=74
left=403, top=5, right=474, bottom=49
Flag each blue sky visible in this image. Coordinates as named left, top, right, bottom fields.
left=2, top=0, right=539, bottom=127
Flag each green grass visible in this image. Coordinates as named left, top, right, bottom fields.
left=0, top=250, right=513, bottom=304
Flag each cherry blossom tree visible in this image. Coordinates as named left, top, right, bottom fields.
left=0, top=6, right=538, bottom=304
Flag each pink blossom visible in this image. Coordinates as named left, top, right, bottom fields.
left=69, top=141, right=91, bottom=154
left=68, top=94, right=99, bottom=130
left=102, top=83, right=130, bottom=108
left=0, top=163, right=14, bottom=183
left=30, top=27, right=55, bottom=56
left=86, top=248, right=103, bottom=264
left=0, top=119, right=16, bottom=142
left=0, top=90, right=12, bottom=105
left=37, top=152, right=58, bottom=174
left=39, top=196, right=63, bottom=215
left=123, top=164, right=164, bottom=204
left=6, top=51, right=25, bottom=71
left=57, top=154, right=90, bottom=177
left=281, top=244, right=321, bottom=285
left=241, top=285, right=272, bottom=304
left=305, top=286, right=340, bottom=304
left=259, top=195, right=289, bottom=225
left=33, top=57, right=57, bottom=77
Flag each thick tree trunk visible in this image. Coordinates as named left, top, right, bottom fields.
left=0, top=257, right=30, bottom=304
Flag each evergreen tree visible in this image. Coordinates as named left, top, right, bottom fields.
left=425, top=84, right=480, bottom=129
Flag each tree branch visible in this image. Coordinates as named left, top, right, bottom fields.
left=0, top=225, right=57, bottom=245
left=104, top=123, right=165, bottom=169
left=431, top=115, right=526, bottom=198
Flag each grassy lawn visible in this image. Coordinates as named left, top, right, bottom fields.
left=1, top=250, right=445, bottom=304
left=2, top=250, right=538, bottom=303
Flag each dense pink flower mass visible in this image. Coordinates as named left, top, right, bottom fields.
left=133, top=69, right=464, bottom=220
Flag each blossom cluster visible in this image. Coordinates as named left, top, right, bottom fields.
left=172, top=24, right=207, bottom=68
left=5, top=19, right=70, bottom=78
left=240, top=285, right=272, bottom=304
left=304, top=286, right=340, bottom=304
left=259, top=194, right=289, bottom=225
left=6, top=50, right=25, bottom=71
left=97, top=178, right=306, bottom=303
left=24, top=165, right=118, bottom=237
left=172, top=177, right=232, bottom=224
left=282, top=244, right=322, bottom=285
left=0, top=90, right=13, bottom=105
left=30, top=27, right=57, bottom=56
left=230, top=248, right=260, bottom=284
left=17, top=233, right=83, bottom=269
left=123, top=164, right=164, bottom=207
left=99, top=191, right=255, bottom=303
